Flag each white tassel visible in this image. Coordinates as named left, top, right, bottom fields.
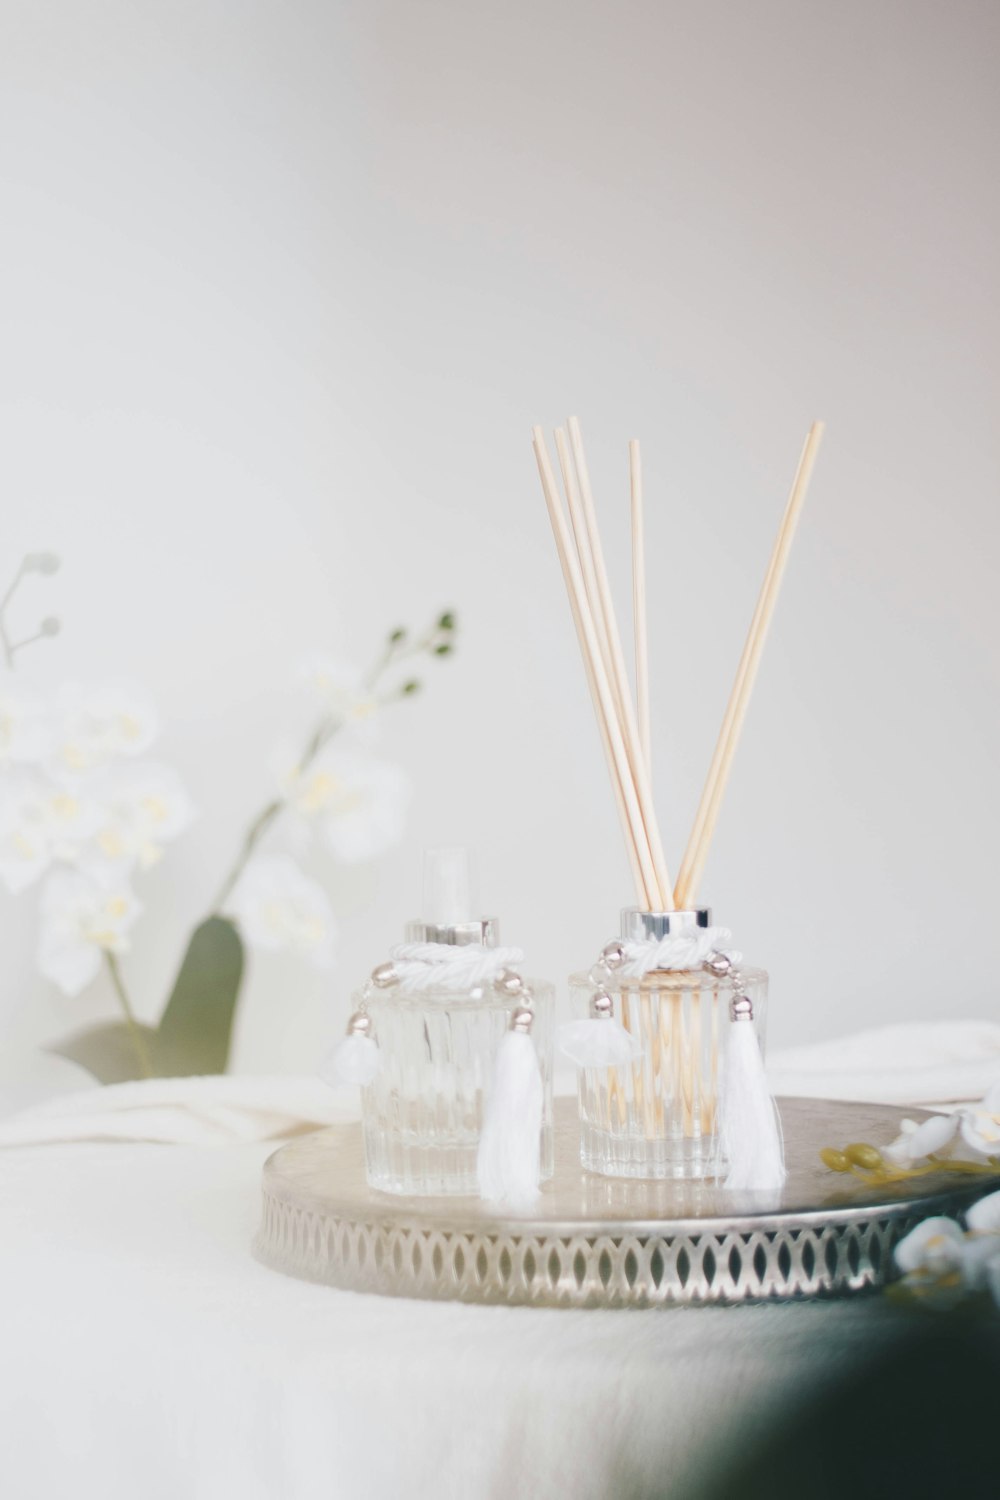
left=477, top=1009, right=543, bottom=1210
left=323, top=1013, right=381, bottom=1087
left=557, top=989, right=642, bottom=1067
left=719, top=995, right=785, bottom=1192
left=557, top=1018, right=640, bottom=1067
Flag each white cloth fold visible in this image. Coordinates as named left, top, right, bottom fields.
left=766, top=1020, right=1000, bottom=1107
left=1, top=1020, right=998, bottom=1148
left=0, top=1073, right=353, bottom=1147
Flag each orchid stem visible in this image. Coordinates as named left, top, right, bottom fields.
left=212, top=798, right=284, bottom=912
left=0, top=562, right=25, bottom=671
left=209, top=633, right=416, bottom=914
left=105, top=952, right=154, bottom=1079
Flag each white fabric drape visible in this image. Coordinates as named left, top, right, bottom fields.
left=2, top=1020, right=998, bottom=1148
left=1, top=1021, right=998, bottom=1500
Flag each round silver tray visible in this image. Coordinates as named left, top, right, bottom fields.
left=254, top=1097, right=1000, bottom=1307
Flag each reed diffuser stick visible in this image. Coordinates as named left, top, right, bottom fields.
left=554, top=430, right=646, bottom=897
left=533, top=428, right=657, bottom=907
left=566, top=416, right=632, bottom=725
left=629, top=438, right=651, bottom=776
left=674, top=421, right=825, bottom=906
left=555, top=429, right=613, bottom=695
left=566, top=417, right=673, bottom=910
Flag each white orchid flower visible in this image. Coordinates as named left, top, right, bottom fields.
left=958, top=1088, right=1000, bottom=1159
left=37, top=869, right=141, bottom=996
left=278, top=750, right=410, bottom=864
left=952, top=1191, right=1000, bottom=1290
left=966, top=1188, right=1000, bottom=1233
left=0, top=693, right=53, bottom=766
left=51, top=682, right=158, bottom=776
left=883, top=1112, right=959, bottom=1165
left=83, top=762, right=196, bottom=874
left=225, top=854, right=337, bottom=969
left=321, top=755, right=410, bottom=862
left=295, top=657, right=379, bottom=729
left=894, top=1216, right=966, bottom=1277
left=0, top=770, right=105, bottom=893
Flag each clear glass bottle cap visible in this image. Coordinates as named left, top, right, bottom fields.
left=405, top=847, right=498, bottom=946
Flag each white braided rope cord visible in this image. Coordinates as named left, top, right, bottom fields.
left=617, top=926, right=741, bottom=979
left=387, top=941, right=526, bottom=993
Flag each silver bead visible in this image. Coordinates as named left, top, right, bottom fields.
left=494, top=968, right=524, bottom=996
left=730, top=994, right=754, bottom=1023
left=371, top=961, right=399, bottom=989
left=703, top=952, right=732, bottom=978
left=510, top=1004, right=534, bottom=1035
left=590, top=989, right=615, bottom=1020
left=347, top=1010, right=373, bottom=1036
left=600, top=940, right=626, bottom=970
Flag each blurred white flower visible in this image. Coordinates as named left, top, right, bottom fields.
left=323, top=757, right=409, bottom=862
left=51, top=682, right=159, bottom=776
left=894, top=1216, right=965, bottom=1278
left=278, top=750, right=410, bottom=863
left=966, top=1188, right=1000, bottom=1233
left=226, top=854, right=337, bottom=968
left=84, top=762, right=196, bottom=874
left=961, top=1190, right=1000, bottom=1290
left=295, top=657, right=379, bottom=730
left=0, top=771, right=104, bottom=893
left=883, top=1112, right=959, bottom=1165
left=894, top=1193, right=1000, bottom=1300
left=959, top=1105, right=1000, bottom=1159
left=37, top=869, right=141, bottom=996
left=0, top=693, right=53, bottom=766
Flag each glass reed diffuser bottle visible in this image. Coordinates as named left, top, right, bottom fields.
left=565, top=908, right=768, bottom=1181
left=528, top=414, right=817, bottom=1192
left=327, top=848, right=555, bottom=1200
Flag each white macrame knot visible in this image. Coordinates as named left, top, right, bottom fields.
left=618, top=925, right=740, bottom=979
left=385, top=941, right=526, bottom=993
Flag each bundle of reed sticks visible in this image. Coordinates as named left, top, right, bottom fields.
left=532, top=417, right=824, bottom=911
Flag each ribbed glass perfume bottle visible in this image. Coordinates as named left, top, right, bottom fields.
left=361, top=974, right=555, bottom=1195
left=570, top=910, right=768, bottom=1180
left=352, top=849, right=555, bottom=1197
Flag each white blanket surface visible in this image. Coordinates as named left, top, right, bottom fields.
left=1, top=1021, right=997, bottom=1500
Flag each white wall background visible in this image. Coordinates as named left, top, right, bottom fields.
left=1, top=0, right=998, bottom=1097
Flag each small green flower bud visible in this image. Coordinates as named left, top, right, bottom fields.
left=401, top=679, right=421, bottom=695
left=820, top=1148, right=851, bottom=1173
left=433, top=642, right=453, bottom=656
left=437, top=611, right=456, bottom=631
left=845, top=1143, right=883, bottom=1170
left=388, top=627, right=407, bottom=645
left=23, top=551, right=61, bottom=575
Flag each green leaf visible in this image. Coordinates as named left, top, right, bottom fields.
left=156, top=916, right=246, bottom=1075
left=48, top=1021, right=162, bottom=1084
left=47, top=919, right=246, bottom=1084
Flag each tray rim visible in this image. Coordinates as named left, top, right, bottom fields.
left=260, top=1095, right=1000, bottom=1239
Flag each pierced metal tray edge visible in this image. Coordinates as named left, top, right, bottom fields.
left=253, top=1097, right=1000, bottom=1307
